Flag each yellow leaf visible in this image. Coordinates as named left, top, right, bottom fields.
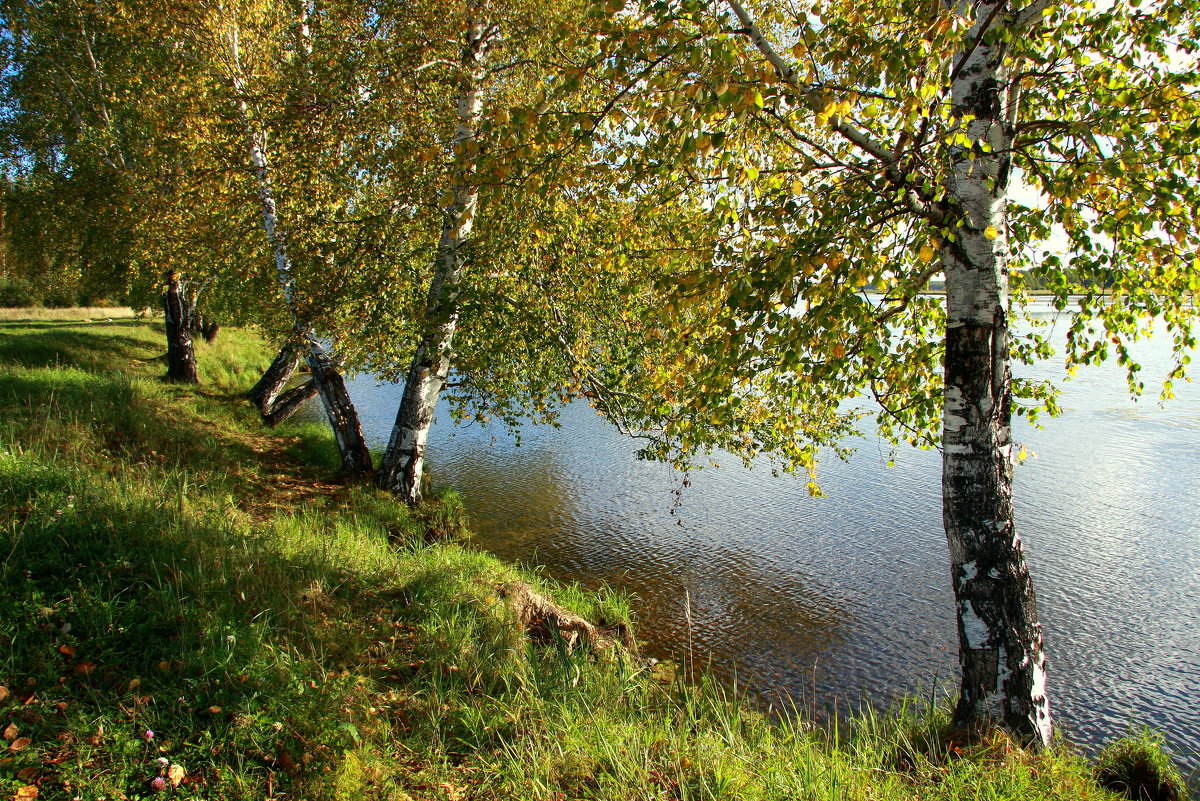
left=14, top=785, right=38, bottom=799
left=983, top=225, right=999, bottom=240
left=168, top=764, right=186, bottom=787
left=919, top=244, right=935, bottom=263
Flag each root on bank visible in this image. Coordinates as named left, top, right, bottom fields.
left=502, top=582, right=634, bottom=654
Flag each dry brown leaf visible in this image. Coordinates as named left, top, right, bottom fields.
left=167, top=764, right=185, bottom=787
left=440, top=782, right=465, bottom=801
left=57, top=645, right=75, bottom=658
left=15, top=768, right=37, bottom=781
left=0, top=687, right=10, bottom=703
left=9, top=737, right=31, bottom=752
left=127, top=678, right=140, bottom=691
left=14, top=785, right=37, bottom=799
left=207, top=706, right=221, bottom=714
left=2, top=723, right=17, bottom=741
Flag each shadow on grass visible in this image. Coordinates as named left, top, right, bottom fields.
left=0, top=318, right=419, bottom=798
left=0, top=446, right=387, bottom=799
left=0, top=369, right=265, bottom=479
left=0, top=324, right=163, bottom=373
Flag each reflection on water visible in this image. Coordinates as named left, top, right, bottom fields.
left=303, top=307, right=1200, bottom=765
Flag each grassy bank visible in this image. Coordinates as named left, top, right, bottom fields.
left=0, top=314, right=1183, bottom=800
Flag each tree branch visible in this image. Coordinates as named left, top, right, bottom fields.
left=723, top=0, right=898, bottom=165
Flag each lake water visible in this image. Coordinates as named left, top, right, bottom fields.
left=307, top=305, right=1200, bottom=768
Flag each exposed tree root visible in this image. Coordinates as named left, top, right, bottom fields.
left=502, top=582, right=634, bottom=654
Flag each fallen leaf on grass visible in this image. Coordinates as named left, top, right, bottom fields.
left=15, top=768, right=37, bottom=781
left=440, top=782, right=465, bottom=801
left=57, top=645, right=75, bottom=657
left=13, top=785, right=37, bottom=799
left=2, top=723, right=17, bottom=741
left=9, top=737, right=31, bottom=752
left=0, top=687, right=9, bottom=703
left=207, top=706, right=221, bottom=714
left=167, top=764, right=185, bottom=787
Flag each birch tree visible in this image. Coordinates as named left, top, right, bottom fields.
left=143, top=0, right=437, bottom=463
left=204, top=1, right=373, bottom=471
left=372, top=0, right=637, bottom=504
left=591, top=0, right=1200, bottom=744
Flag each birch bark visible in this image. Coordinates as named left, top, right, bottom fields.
left=939, top=0, right=1051, bottom=746
left=376, top=1, right=490, bottom=505
left=226, top=21, right=372, bottom=474
left=717, top=0, right=1053, bottom=744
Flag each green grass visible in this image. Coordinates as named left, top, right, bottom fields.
left=0, top=313, right=1187, bottom=800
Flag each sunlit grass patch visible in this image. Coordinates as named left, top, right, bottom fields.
left=0, top=305, right=138, bottom=322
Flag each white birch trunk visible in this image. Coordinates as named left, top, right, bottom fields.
left=939, top=0, right=1052, bottom=746
left=376, top=1, right=490, bottom=505
left=227, top=22, right=372, bottom=473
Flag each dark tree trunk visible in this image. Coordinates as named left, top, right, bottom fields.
left=262, top=379, right=318, bottom=427
left=194, top=315, right=220, bottom=344
left=306, top=344, right=373, bottom=475
left=246, top=345, right=316, bottom=427
left=162, top=270, right=199, bottom=384
left=248, top=346, right=301, bottom=415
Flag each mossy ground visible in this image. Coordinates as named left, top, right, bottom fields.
left=0, top=313, right=1184, bottom=800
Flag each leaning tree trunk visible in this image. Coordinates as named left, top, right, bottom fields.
left=304, top=343, right=372, bottom=468
left=376, top=3, right=488, bottom=505
left=228, top=23, right=371, bottom=475
left=162, top=270, right=199, bottom=384
left=248, top=345, right=301, bottom=415
left=262, top=379, right=319, bottom=427
left=247, top=344, right=315, bottom=427
left=939, top=0, right=1051, bottom=747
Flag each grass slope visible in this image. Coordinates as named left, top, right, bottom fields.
left=0, top=315, right=1173, bottom=801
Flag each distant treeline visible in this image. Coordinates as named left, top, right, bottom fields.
left=0, top=274, right=122, bottom=308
